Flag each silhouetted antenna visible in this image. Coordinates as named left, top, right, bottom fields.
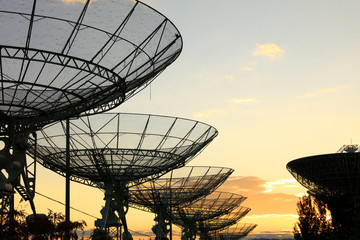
left=129, top=166, right=234, bottom=240
left=287, top=146, right=360, bottom=237
left=27, top=113, right=218, bottom=237
left=172, top=192, right=253, bottom=239
left=210, top=223, right=257, bottom=240
left=337, top=144, right=359, bottom=153
left=0, top=0, right=183, bottom=221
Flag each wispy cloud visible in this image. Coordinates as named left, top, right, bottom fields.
left=194, top=98, right=257, bottom=118
left=300, top=85, right=348, bottom=98
left=253, top=43, right=285, bottom=61
left=233, top=98, right=257, bottom=104
left=264, top=179, right=297, bottom=193
left=242, top=66, right=254, bottom=71
left=224, top=74, right=233, bottom=80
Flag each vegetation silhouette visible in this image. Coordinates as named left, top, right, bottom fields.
left=0, top=208, right=87, bottom=240
left=293, top=194, right=360, bottom=240
left=293, top=195, right=334, bottom=240
left=90, top=229, right=113, bottom=240
left=0, top=208, right=28, bottom=239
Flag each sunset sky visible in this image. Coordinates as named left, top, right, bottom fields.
left=13, top=0, right=360, bottom=239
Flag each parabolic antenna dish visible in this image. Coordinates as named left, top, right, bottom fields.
left=210, top=223, right=257, bottom=240
left=128, top=166, right=233, bottom=240
left=129, top=166, right=234, bottom=211
left=28, top=113, right=218, bottom=188
left=287, top=152, right=360, bottom=197
left=173, top=191, right=246, bottom=222
left=0, top=0, right=182, bottom=130
left=174, top=205, right=250, bottom=240
left=196, top=206, right=251, bottom=233
left=287, top=151, right=360, bottom=238
left=174, top=206, right=250, bottom=232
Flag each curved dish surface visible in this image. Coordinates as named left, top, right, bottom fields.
left=28, top=113, right=217, bottom=188
left=287, top=152, right=360, bottom=197
left=173, top=191, right=246, bottom=221
left=129, top=166, right=234, bottom=211
left=0, top=0, right=182, bottom=129
left=174, top=206, right=250, bottom=233
left=210, top=223, right=257, bottom=240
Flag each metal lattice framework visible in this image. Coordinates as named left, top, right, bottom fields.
left=173, top=205, right=250, bottom=240
left=27, top=113, right=217, bottom=235
left=209, top=223, right=257, bottom=240
left=197, top=207, right=250, bottom=238
left=173, top=191, right=247, bottom=222
left=0, top=0, right=182, bottom=219
left=172, top=192, right=247, bottom=240
left=0, top=0, right=182, bottom=130
left=287, top=152, right=360, bottom=199
left=28, top=113, right=218, bottom=188
left=128, top=166, right=234, bottom=240
left=129, top=166, right=234, bottom=212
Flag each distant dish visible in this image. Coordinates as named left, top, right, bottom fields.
left=210, top=223, right=257, bottom=240
left=172, top=191, right=247, bottom=240
left=129, top=166, right=234, bottom=240
left=174, top=205, right=251, bottom=240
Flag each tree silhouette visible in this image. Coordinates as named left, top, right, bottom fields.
left=293, top=195, right=334, bottom=240
left=0, top=208, right=87, bottom=240
left=0, top=208, right=28, bottom=240
left=90, top=229, right=113, bottom=240
left=46, top=209, right=87, bottom=240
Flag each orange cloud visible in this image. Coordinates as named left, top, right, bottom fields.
left=233, top=98, right=257, bottom=104
left=300, top=85, right=347, bottom=98
left=252, top=43, right=285, bottom=61
left=217, top=176, right=305, bottom=215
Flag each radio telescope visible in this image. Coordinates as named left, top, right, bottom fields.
left=27, top=113, right=217, bottom=236
left=195, top=206, right=250, bottom=240
left=0, top=0, right=182, bottom=214
left=129, top=166, right=234, bottom=240
left=210, top=223, right=257, bottom=240
left=174, top=191, right=246, bottom=222
left=287, top=144, right=360, bottom=237
left=172, top=193, right=249, bottom=240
